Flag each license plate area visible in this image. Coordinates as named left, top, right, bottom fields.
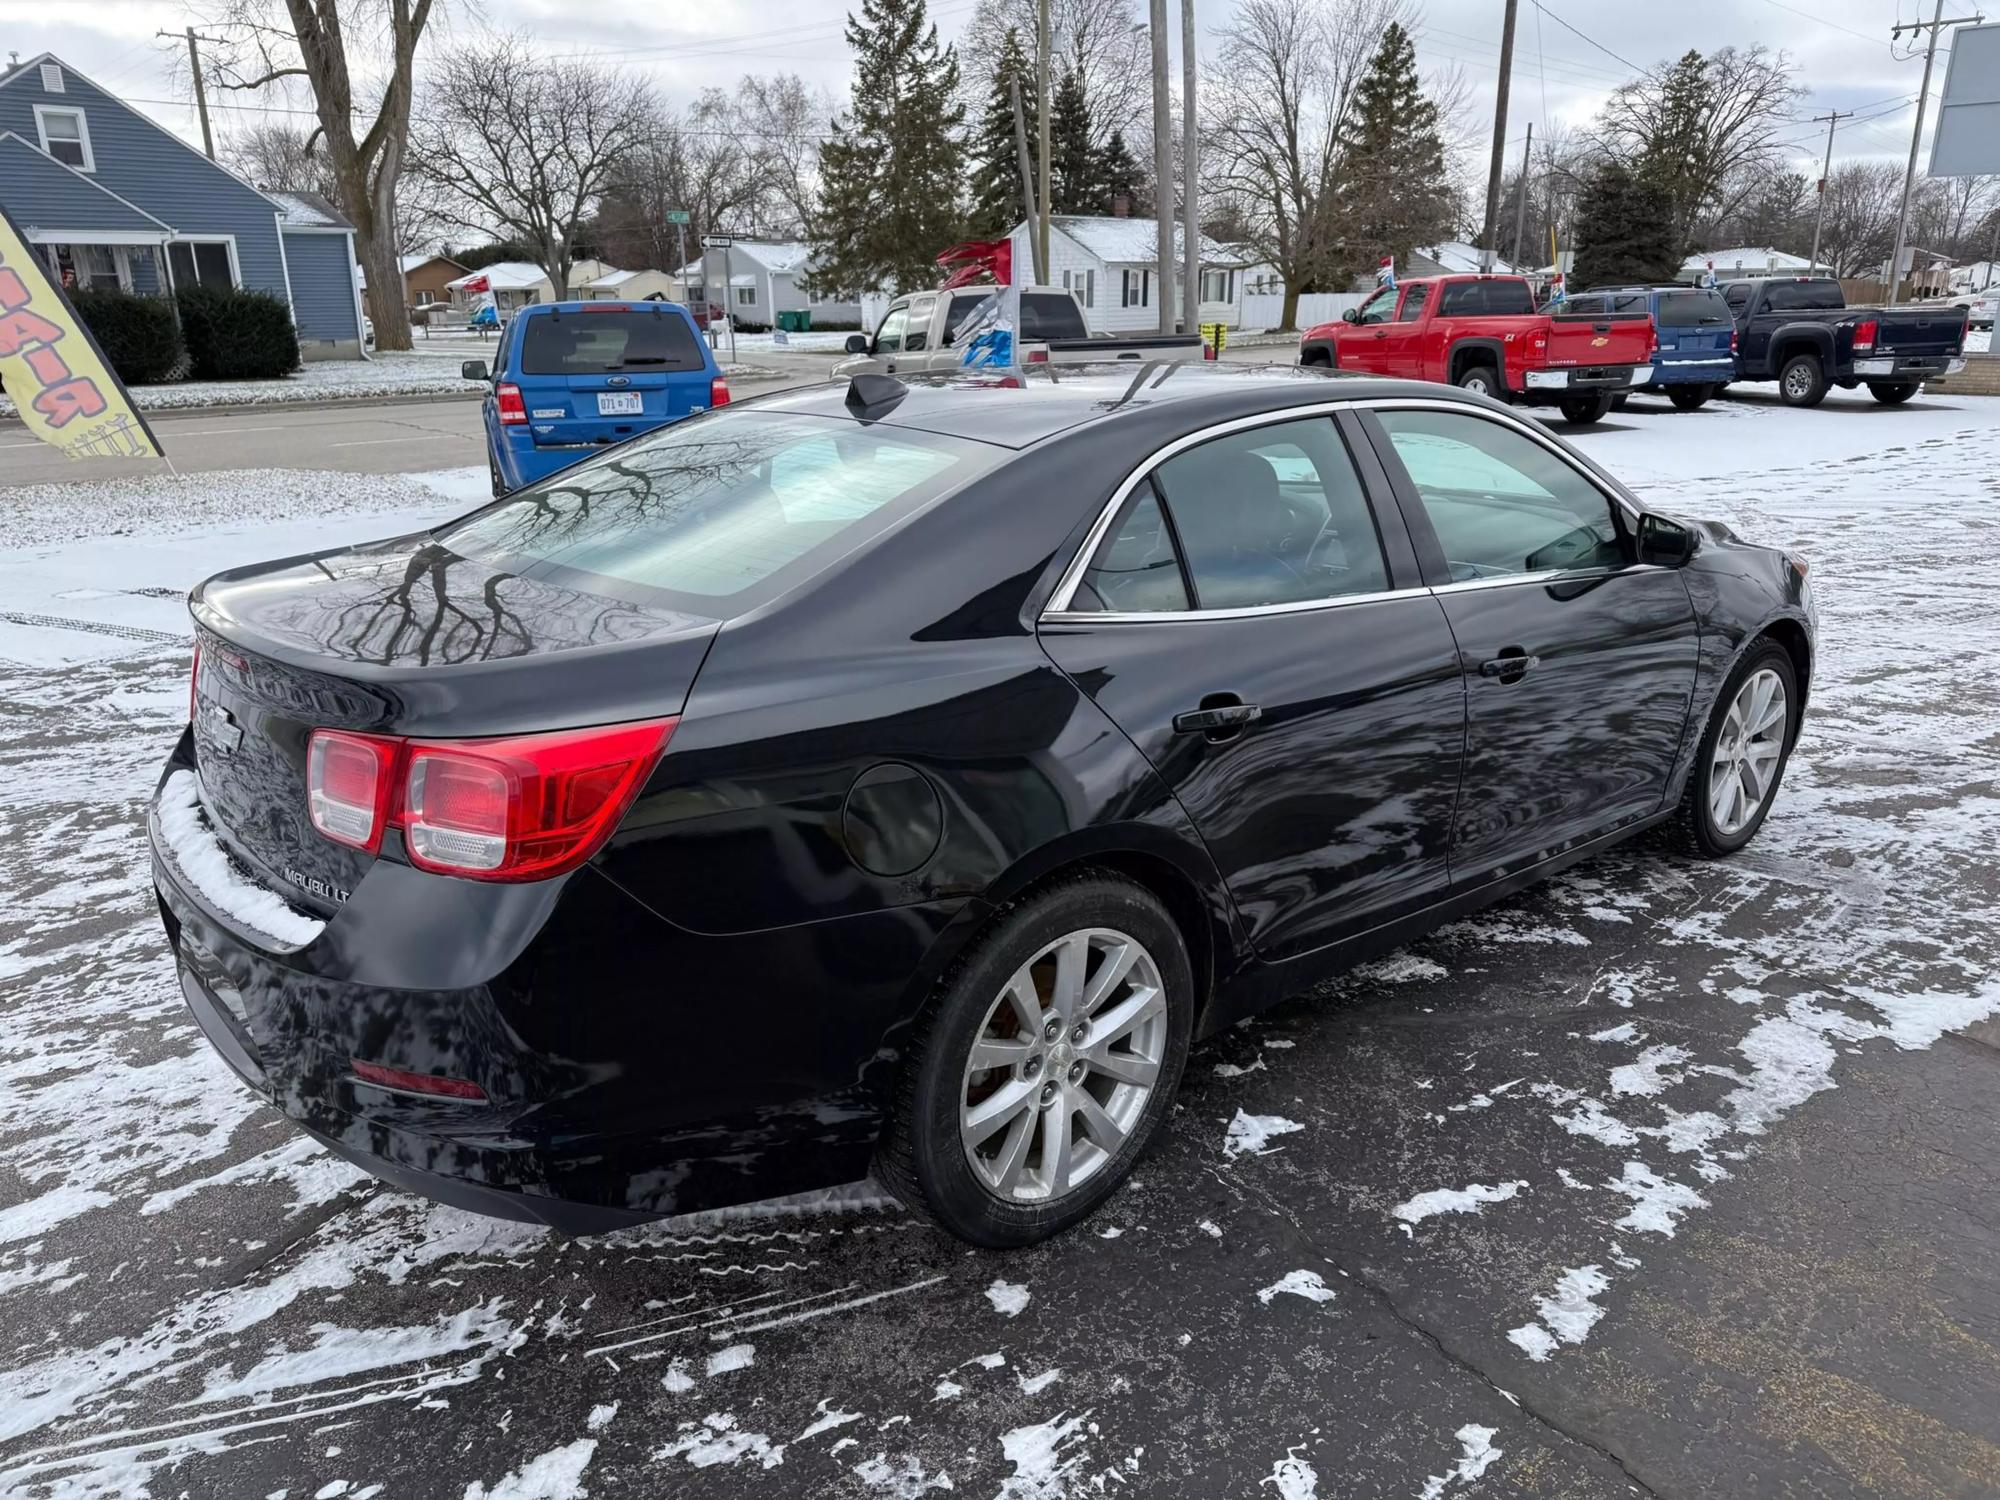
left=597, top=392, right=644, bottom=416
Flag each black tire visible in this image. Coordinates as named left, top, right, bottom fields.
left=1868, top=380, right=1918, bottom=405
left=1667, top=384, right=1712, bottom=411
left=1777, top=351, right=1828, bottom=408
left=1558, top=392, right=1614, bottom=423
left=1455, top=362, right=1504, bottom=399
left=1611, top=393, right=1630, bottom=411
left=1660, top=641, right=1800, bottom=858
left=878, top=872, right=1194, bottom=1248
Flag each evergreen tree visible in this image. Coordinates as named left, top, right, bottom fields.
left=1049, top=68, right=1097, bottom=214
left=811, top=0, right=966, bottom=295
left=1328, top=23, right=1453, bottom=284
left=1092, top=129, right=1147, bottom=217
left=967, top=26, right=1037, bottom=237
left=1571, top=160, right=1679, bottom=288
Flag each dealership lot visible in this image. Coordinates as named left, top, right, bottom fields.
left=1, top=384, right=1998, bottom=1497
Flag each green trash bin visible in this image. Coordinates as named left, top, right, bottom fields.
left=777, top=310, right=806, bottom=332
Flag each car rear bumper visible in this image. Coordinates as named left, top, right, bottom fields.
left=1852, top=355, right=1963, bottom=378
left=1641, top=356, right=1736, bottom=385
left=147, top=758, right=943, bottom=1232
left=1524, top=364, right=1653, bottom=391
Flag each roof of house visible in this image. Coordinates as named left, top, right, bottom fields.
left=587, top=268, right=677, bottom=288
left=1684, top=246, right=1815, bottom=272
left=0, top=131, right=173, bottom=236
left=269, top=190, right=351, bottom=230
left=445, top=260, right=550, bottom=291
left=402, top=253, right=466, bottom=274
left=1047, top=215, right=1233, bottom=265
left=676, top=240, right=814, bottom=278
left=1416, top=241, right=1517, bottom=275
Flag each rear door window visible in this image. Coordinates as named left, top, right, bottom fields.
left=436, top=414, right=999, bottom=609
left=1761, top=281, right=1844, bottom=312
left=518, top=311, right=705, bottom=374
left=1073, top=483, right=1190, bottom=612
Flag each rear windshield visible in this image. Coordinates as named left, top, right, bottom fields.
left=518, top=309, right=705, bottom=375
left=1657, top=290, right=1731, bottom=326
left=1760, top=280, right=1845, bottom=312
left=1021, top=293, right=1087, bottom=340
left=1438, top=280, right=1536, bottom=316
left=435, top=413, right=999, bottom=609
left=1567, top=292, right=1650, bottom=315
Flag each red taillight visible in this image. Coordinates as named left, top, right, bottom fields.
left=1730, top=328, right=1739, bottom=353
left=496, top=381, right=528, bottom=425
left=581, top=303, right=630, bottom=313
left=709, top=376, right=731, bottom=408
left=189, top=639, right=202, bottom=724
left=304, top=718, right=676, bottom=880
left=350, top=1057, right=487, bottom=1101
left=306, top=729, right=398, bottom=852
left=1026, top=348, right=1049, bottom=363
left=1852, top=318, right=1877, bottom=353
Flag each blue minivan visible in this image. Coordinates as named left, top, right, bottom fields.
left=465, top=302, right=727, bottom=495
left=1569, top=285, right=1737, bottom=409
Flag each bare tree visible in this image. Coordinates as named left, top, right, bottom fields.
left=1200, top=0, right=1406, bottom=328
left=198, top=0, right=437, bottom=351
left=1815, top=160, right=1903, bottom=278
left=221, top=120, right=447, bottom=255
left=736, top=75, right=833, bottom=238
left=596, top=92, right=765, bottom=272
left=961, top=0, right=1152, bottom=149
left=411, top=37, right=656, bottom=299
left=1595, top=46, right=1804, bottom=254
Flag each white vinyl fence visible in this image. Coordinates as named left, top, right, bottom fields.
left=1240, top=290, right=1366, bottom=331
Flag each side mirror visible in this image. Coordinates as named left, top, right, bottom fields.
left=1638, top=513, right=1695, bottom=567
left=461, top=359, right=489, bottom=382
left=844, top=333, right=870, bottom=354
left=1341, top=307, right=1362, bottom=324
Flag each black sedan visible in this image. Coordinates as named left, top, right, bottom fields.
left=151, top=364, right=1813, bottom=1248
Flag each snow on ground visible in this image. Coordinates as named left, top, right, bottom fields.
left=0, top=387, right=1996, bottom=1494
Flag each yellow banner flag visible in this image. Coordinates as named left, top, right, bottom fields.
left=0, top=202, right=165, bottom=461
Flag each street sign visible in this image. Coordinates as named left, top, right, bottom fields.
left=666, top=210, right=690, bottom=225
left=702, top=234, right=734, bottom=248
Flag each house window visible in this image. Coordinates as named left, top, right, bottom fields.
left=1121, top=270, right=1150, bottom=307
left=40, top=243, right=129, bottom=292
left=415, top=290, right=436, bottom=306
left=35, top=105, right=94, bottom=172
left=168, top=240, right=236, bottom=290
left=1201, top=269, right=1230, bottom=303
left=1083, top=270, right=1095, bottom=309
left=735, top=285, right=756, bottom=306
left=40, top=63, right=64, bottom=93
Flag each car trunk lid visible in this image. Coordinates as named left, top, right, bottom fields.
left=1871, top=306, right=1968, bottom=358
left=1543, top=311, right=1654, bottom=369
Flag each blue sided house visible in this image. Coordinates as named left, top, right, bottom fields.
left=0, top=53, right=367, bottom=360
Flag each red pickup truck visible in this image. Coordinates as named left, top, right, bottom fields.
left=1299, top=275, right=1656, bottom=423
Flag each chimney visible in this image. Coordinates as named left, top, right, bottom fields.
left=1111, top=195, right=1130, bottom=219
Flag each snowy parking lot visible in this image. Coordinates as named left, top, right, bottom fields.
left=2, top=384, right=1999, bottom=1497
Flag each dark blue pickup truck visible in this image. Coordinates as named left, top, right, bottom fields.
left=1718, top=276, right=1967, bottom=407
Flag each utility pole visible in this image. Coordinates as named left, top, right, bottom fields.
left=1509, top=121, right=1533, bottom=269
left=1149, top=0, right=1175, bottom=335
left=1036, top=0, right=1052, bottom=284
left=1181, top=0, right=1199, bottom=334
left=1012, top=77, right=1046, bottom=283
left=1479, top=0, right=1519, bottom=271
left=162, top=28, right=226, bottom=159
left=1806, top=109, right=1851, bottom=273
left=1887, top=2, right=1984, bottom=305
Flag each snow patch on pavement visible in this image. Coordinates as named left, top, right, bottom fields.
left=1507, top=1265, right=1611, bottom=1362
left=1391, top=1181, right=1527, bottom=1227
left=985, top=1279, right=1031, bottom=1316
left=1257, top=1269, right=1336, bottom=1305
left=1263, top=1446, right=1320, bottom=1497
left=1418, top=1425, right=1502, bottom=1499
left=1225, top=1110, right=1305, bottom=1158
left=996, top=1410, right=1093, bottom=1498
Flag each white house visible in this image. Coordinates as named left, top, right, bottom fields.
left=585, top=268, right=684, bottom=302
left=677, top=240, right=864, bottom=327
left=1679, top=247, right=1821, bottom=283
left=443, top=258, right=621, bottom=312
left=1005, top=215, right=1254, bottom=333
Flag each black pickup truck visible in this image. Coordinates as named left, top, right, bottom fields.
left=1720, top=276, right=1968, bottom=407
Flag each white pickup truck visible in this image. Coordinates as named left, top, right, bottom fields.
left=832, top=285, right=1209, bottom=377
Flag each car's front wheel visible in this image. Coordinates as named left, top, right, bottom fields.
left=879, top=873, right=1192, bottom=1247
left=1868, top=380, right=1918, bottom=405
left=1778, top=352, right=1829, bottom=407
left=1664, top=642, right=1799, bottom=857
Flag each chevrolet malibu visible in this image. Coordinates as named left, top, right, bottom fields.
left=152, top=365, right=1813, bottom=1248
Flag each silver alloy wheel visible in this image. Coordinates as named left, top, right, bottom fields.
left=1783, top=361, right=1814, bottom=401
left=959, top=927, right=1167, bottom=1203
left=1708, top=667, right=1788, bottom=836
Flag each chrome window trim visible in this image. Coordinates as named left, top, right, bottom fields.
left=1040, top=395, right=1652, bottom=626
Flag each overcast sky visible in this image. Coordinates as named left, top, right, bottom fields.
left=1, top=0, right=1984, bottom=183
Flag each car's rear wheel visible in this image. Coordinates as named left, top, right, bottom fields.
left=1868, top=380, right=1918, bottom=405
left=1668, top=384, right=1713, bottom=411
left=1662, top=642, right=1799, bottom=857
left=878, top=873, right=1192, bottom=1247
left=1558, top=392, right=1614, bottom=423
left=1778, top=352, right=1829, bottom=407
left=1456, top=363, right=1503, bottom=399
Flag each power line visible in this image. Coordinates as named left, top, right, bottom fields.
left=1527, top=2, right=1643, bottom=75
left=1752, top=0, right=1884, bottom=46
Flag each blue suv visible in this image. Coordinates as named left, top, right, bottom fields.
left=465, top=302, right=726, bottom=495
left=1569, top=285, right=1737, bottom=409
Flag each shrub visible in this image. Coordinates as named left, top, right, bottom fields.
left=68, top=288, right=184, bottom=384
left=175, top=285, right=301, bottom=380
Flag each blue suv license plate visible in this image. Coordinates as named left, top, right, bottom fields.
left=597, top=392, right=644, bottom=416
